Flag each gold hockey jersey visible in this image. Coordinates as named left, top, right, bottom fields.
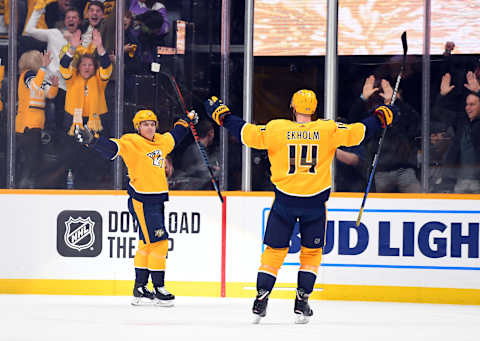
left=110, top=132, right=175, bottom=194
left=241, top=119, right=366, bottom=196
left=15, top=68, right=58, bottom=132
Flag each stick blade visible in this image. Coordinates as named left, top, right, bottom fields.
left=401, top=31, right=408, bottom=55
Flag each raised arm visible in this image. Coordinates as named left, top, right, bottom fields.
left=24, top=8, right=50, bottom=42
left=27, top=51, right=52, bottom=90
left=47, top=75, right=59, bottom=99
left=204, top=96, right=251, bottom=145
left=204, top=96, right=269, bottom=149
left=59, top=30, right=82, bottom=79
left=92, top=29, right=112, bottom=81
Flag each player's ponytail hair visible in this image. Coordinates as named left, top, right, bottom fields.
left=18, top=50, right=43, bottom=74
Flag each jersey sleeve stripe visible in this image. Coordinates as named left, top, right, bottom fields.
left=110, top=139, right=120, bottom=160
left=240, top=123, right=248, bottom=146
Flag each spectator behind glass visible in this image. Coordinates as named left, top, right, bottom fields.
left=427, top=121, right=453, bottom=193
left=15, top=50, right=59, bottom=188
left=80, top=1, right=105, bottom=54
left=80, top=1, right=117, bottom=53
left=76, top=0, right=115, bottom=56
left=4, top=0, right=48, bottom=54
left=129, top=0, right=169, bottom=69
left=77, top=0, right=116, bottom=19
left=334, top=116, right=367, bottom=192
left=45, top=0, right=71, bottom=29
left=24, top=6, right=81, bottom=133
left=124, top=10, right=143, bottom=102
left=433, top=72, right=480, bottom=193
left=173, top=120, right=220, bottom=190
left=58, top=29, right=113, bottom=188
left=60, top=29, right=112, bottom=136
left=335, top=147, right=366, bottom=192
left=5, top=0, right=49, bottom=33
left=348, top=75, right=421, bottom=193
left=130, top=0, right=168, bottom=36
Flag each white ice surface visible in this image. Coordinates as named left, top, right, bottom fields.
left=1, top=295, right=479, bottom=341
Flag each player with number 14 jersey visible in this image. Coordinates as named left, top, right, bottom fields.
left=204, top=89, right=396, bottom=324
left=243, top=117, right=366, bottom=197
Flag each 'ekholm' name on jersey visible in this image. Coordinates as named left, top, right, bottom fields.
left=286, top=130, right=320, bottom=141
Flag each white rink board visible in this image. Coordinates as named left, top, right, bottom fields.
left=1, top=193, right=479, bottom=291
left=0, top=194, right=222, bottom=282
left=226, top=195, right=480, bottom=289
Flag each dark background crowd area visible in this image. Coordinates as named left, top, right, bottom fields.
left=0, top=1, right=479, bottom=193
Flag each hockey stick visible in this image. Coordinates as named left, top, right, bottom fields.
left=355, top=31, right=408, bottom=227
left=168, top=75, right=224, bottom=203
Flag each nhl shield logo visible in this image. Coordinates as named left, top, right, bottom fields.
left=57, top=210, right=102, bottom=257
left=64, top=216, right=96, bottom=251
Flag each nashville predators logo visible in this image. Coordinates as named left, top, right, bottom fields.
left=155, top=229, right=165, bottom=238
left=147, top=150, right=165, bottom=167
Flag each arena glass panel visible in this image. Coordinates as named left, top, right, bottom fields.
left=0, top=0, right=5, bottom=189
left=335, top=0, right=424, bottom=193
left=10, top=0, right=117, bottom=189
left=150, top=1, right=238, bottom=191
left=428, top=2, right=480, bottom=194
left=253, top=0, right=480, bottom=194
left=6, top=1, right=231, bottom=191
left=251, top=1, right=327, bottom=191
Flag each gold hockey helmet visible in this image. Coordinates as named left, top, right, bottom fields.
left=290, top=89, right=317, bottom=115
left=133, top=110, right=158, bottom=130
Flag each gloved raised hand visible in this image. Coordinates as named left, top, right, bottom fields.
left=374, top=105, right=397, bottom=128
left=185, top=110, right=199, bottom=125
left=204, top=96, right=231, bottom=126
left=175, top=110, right=199, bottom=128
left=75, top=124, right=94, bottom=145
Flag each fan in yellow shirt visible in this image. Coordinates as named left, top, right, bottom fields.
left=59, top=28, right=111, bottom=135
left=15, top=50, right=58, bottom=188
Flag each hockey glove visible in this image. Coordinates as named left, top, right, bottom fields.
left=204, top=96, right=231, bottom=126
left=374, top=105, right=396, bottom=128
left=75, top=124, right=94, bottom=145
left=174, top=110, right=199, bottom=128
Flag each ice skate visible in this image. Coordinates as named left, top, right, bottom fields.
left=131, top=284, right=155, bottom=306
left=252, top=289, right=270, bottom=324
left=294, top=289, right=313, bottom=324
left=153, top=286, right=175, bottom=307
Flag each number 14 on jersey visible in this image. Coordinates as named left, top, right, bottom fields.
left=288, top=144, right=318, bottom=174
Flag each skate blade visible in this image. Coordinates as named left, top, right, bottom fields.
left=294, top=314, right=310, bottom=324
left=252, top=314, right=263, bottom=324
left=131, top=297, right=155, bottom=306
left=154, top=299, right=175, bottom=307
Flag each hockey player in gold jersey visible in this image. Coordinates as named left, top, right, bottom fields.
left=204, top=89, right=395, bottom=323
left=76, top=108, right=198, bottom=306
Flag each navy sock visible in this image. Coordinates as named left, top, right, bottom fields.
left=135, top=268, right=149, bottom=286
left=256, top=272, right=276, bottom=292
left=297, top=271, right=317, bottom=294
left=151, top=270, right=165, bottom=287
